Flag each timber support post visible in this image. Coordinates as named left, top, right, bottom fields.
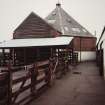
left=30, top=63, right=37, bottom=96
left=7, top=62, right=12, bottom=105
left=80, top=37, right=82, bottom=62
left=48, top=57, right=55, bottom=87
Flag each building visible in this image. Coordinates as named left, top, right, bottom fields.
left=45, top=3, right=96, bottom=62
left=97, top=26, right=105, bottom=50
left=0, top=11, right=74, bottom=66
left=13, top=12, right=61, bottom=39
left=96, top=26, right=105, bottom=78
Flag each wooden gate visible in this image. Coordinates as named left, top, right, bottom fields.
left=54, top=49, right=70, bottom=79
left=0, top=59, right=55, bottom=105
left=0, top=71, right=10, bottom=105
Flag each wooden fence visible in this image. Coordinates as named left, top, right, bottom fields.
left=0, top=49, right=78, bottom=105
left=0, top=71, right=10, bottom=105
left=0, top=59, right=56, bottom=105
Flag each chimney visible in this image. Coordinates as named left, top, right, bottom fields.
left=56, top=3, right=61, bottom=7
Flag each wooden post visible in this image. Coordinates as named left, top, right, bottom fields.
left=2, top=49, right=5, bottom=66
left=0, top=49, right=1, bottom=66
left=24, top=48, right=27, bottom=65
left=30, top=63, right=37, bottom=96
left=71, top=39, right=74, bottom=65
left=48, top=58, right=55, bottom=87
left=65, top=47, right=69, bottom=72
left=7, top=63, right=12, bottom=105
left=71, top=48, right=74, bottom=65
left=51, top=48, right=53, bottom=58
left=80, top=37, right=82, bottom=62
left=11, top=49, right=15, bottom=66
left=36, top=48, right=40, bottom=61
left=58, top=49, right=60, bottom=59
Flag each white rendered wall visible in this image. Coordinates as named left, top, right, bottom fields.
left=77, top=51, right=96, bottom=62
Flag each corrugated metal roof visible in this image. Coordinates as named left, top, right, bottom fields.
left=45, top=3, right=94, bottom=37
left=0, top=37, right=73, bottom=48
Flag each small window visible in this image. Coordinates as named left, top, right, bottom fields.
left=64, top=27, right=69, bottom=31
left=72, top=28, right=81, bottom=33
left=48, top=19, right=56, bottom=24
left=67, top=19, right=72, bottom=23
left=52, top=12, right=56, bottom=16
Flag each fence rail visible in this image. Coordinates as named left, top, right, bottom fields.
left=0, top=71, right=10, bottom=105
left=0, top=59, right=56, bottom=105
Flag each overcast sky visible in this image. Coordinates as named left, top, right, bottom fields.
left=0, top=0, right=105, bottom=42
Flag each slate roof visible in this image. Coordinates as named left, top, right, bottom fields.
left=45, top=3, right=94, bottom=37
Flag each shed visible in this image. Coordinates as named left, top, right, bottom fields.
left=0, top=36, right=73, bottom=66
left=0, top=36, right=74, bottom=105
left=96, top=26, right=105, bottom=78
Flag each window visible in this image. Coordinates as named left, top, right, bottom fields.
left=48, top=19, right=56, bottom=24
left=72, top=28, right=81, bottom=33
left=67, top=19, right=72, bottom=23
left=64, top=26, right=69, bottom=31
left=52, top=12, right=56, bottom=16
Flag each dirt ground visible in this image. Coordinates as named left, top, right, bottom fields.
left=29, top=62, right=105, bottom=105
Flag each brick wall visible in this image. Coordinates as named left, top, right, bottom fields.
left=73, top=37, right=96, bottom=51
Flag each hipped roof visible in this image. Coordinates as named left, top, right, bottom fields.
left=45, top=3, right=94, bottom=37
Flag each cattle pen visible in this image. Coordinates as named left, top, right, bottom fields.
left=0, top=37, right=78, bottom=105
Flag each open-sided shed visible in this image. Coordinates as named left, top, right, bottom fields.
left=0, top=36, right=73, bottom=66
left=0, top=36, right=74, bottom=105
